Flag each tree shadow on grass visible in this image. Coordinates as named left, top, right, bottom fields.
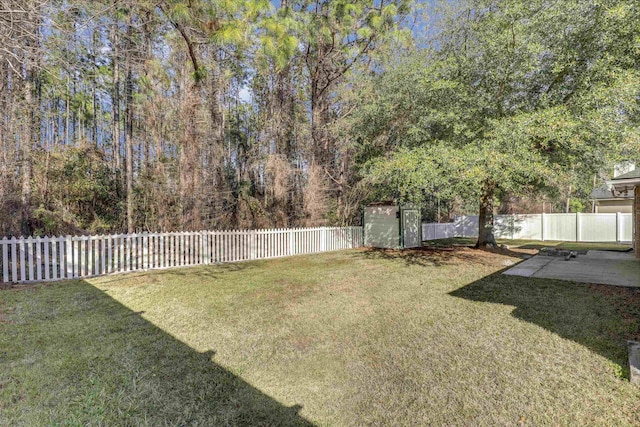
left=357, top=247, right=481, bottom=267
left=0, top=280, right=314, bottom=426
left=449, top=270, right=640, bottom=377
left=358, top=246, right=531, bottom=268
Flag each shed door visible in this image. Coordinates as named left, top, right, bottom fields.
left=402, top=210, right=421, bottom=248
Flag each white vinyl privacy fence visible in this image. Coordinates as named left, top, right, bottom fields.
left=422, top=223, right=457, bottom=241
left=0, top=227, right=363, bottom=284
left=423, top=213, right=633, bottom=243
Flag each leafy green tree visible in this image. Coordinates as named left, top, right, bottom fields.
left=352, top=0, right=640, bottom=245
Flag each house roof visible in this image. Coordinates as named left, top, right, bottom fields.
left=611, top=168, right=640, bottom=180
left=590, top=186, right=634, bottom=200
left=608, top=168, right=640, bottom=195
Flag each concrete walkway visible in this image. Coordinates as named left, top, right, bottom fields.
left=504, top=250, right=640, bottom=287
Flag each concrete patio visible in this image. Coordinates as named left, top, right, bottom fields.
left=504, top=250, right=640, bottom=287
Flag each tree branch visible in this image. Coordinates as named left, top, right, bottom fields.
left=156, top=3, right=201, bottom=81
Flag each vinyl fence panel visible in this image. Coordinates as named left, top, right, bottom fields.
left=543, top=214, right=577, bottom=241
left=424, top=213, right=632, bottom=243
left=422, top=223, right=457, bottom=240
left=513, top=214, right=543, bottom=240
left=619, top=213, right=633, bottom=242
left=455, top=215, right=479, bottom=238
left=579, top=213, right=617, bottom=242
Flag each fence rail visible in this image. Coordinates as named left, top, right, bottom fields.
left=0, top=227, right=363, bottom=284
left=423, top=213, right=633, bottom=243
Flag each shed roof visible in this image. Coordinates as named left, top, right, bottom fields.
left=366, top=202, right=420, bottom=209
left=367, top=201, right=396, bottom=206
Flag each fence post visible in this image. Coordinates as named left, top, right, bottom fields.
left=26, top=236, right=34, bottom=281
left=78, top=237, right=85, bottom=277
left=541, top=213, right=545, bottom=241
left=50, top=237, right=57, bottom=280
left=35, top=236, right=42, bottom=281
left=11, top=237, right=18, bottom=282
left=202, top=231, right=209, bottom=265
left=65, top=236, right=72, bottom=278
left=18, top=238, right=26, bottom=282
left=93, top=237, right=100, bottom=276
left=251, top=230, right=258, bottom=259
left=53, top=238, right=61, bottom=280
left=1, top=238, right=8, bottom=283
left=576, top=212, right=581, bottom=242
left=616, top=212, right=621, bottom=243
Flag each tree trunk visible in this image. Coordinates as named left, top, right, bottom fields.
left=111, top=10, right=121, bottom=172
left=273, top=29, right=295, bottom=226
left=65, top=78, right=70, bottom=145
left=125, top=18, right=134, bottom=233
left=21, top=77, right=33, bottom=235
left=307, top=77, right=331, bottom=225
left=476, top=183, right=496, bottom=248
left=92, top=27, right=99, bottom=145
left=20, top=5, right=42, bottom=236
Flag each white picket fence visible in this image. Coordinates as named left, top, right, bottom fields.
left=423, top=212, right=633, bottom=243
left=0, top=227, right=363, bottom=284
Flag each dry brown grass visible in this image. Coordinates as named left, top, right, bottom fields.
left=2, top=248, right=639, bottom=425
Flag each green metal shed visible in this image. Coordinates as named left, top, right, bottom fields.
left=363, top=203, right=422, bottom=249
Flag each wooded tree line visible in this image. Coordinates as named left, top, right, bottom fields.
left=1, top=0, right=638, bottom=241
left=1, top=0, right=414, bottom=236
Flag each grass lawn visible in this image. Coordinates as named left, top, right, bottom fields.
left=1, top=248, right=639, bottom=425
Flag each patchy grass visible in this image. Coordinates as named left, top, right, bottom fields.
left=1, top=248, right=639, bottom=425
left=426, top=237, right=633, bottom=252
